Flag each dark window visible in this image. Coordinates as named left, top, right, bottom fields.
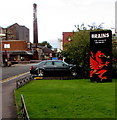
left=45, top=61, right=53, bottom=65
left=54, top=61, right=63, bottom=66
left=37, top=61, right=45, bottom=66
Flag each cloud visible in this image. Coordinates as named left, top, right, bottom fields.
left=0, top=0, right=115, bottom=48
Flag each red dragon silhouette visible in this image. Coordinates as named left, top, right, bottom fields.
left=90, top=51, right=110, bottom=81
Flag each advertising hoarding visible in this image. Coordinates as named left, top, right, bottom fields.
left=90, top=30, right=112, bottom=82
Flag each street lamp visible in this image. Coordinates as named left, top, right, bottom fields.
left=68, top=37, right=72, bottom=41
left=0, top=33, right=6, bottom=66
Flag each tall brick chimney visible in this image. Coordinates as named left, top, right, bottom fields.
left=33, top=3, right=39, bottom=60
left=33, top=3, right=38, bottom=46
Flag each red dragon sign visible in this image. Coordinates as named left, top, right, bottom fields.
left=90, top=51, right=110, bottom=82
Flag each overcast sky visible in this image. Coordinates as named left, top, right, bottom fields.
left=0, top=0, right=116, bottom=48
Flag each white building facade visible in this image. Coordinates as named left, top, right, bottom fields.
left=57, top=39, right=63, bottom=52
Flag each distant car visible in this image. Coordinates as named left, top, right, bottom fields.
left=30, top=60, right=78, bottom=77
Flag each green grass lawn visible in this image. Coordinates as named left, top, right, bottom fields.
left=15, top=79, right=116, bottom=119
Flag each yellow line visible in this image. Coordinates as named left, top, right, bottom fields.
left=2, top=72, right=30, bottom=83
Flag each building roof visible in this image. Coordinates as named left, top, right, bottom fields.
left=2, top=50, right=33, bottom=55
left=42, top=47, right=54, bottom=54
left=7, top=23, right=19, bottom=28
left=7, top=23, right=29, bottom=30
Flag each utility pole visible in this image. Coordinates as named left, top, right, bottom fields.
left=0, top=33, right=6, bottom=66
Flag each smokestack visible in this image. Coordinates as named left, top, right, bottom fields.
left=33, top=3, right=38, bottom=46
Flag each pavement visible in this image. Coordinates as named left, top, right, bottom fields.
left=1, top=71, right=30, bottom=119
left=0, top=82, right=2, bottom=120
left=2, top=81, right=17, bottom=119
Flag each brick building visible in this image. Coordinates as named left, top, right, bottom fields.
left=0, top=26, right=6, bottom=39
left=2, top=40, right=32, bottom=61
left=1, top=23, right=55, bottom=65
left=1, top=23, right=32, bottom=63
left=6, top=23, right=29, bottom=42
left=62, top=32, right=74, bottom=49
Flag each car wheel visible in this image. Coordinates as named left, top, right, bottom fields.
left=71, top=69, right=77, bottom=77
left=37, top=69, right=44, bottom=77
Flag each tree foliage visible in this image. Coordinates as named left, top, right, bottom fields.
left=39, top=41, right=52, bottom=49
left=61, top=23, right=105, bottom=78
left=112, top=35, right=117, bottom=77
left=112, top=35, right=117, bottom=59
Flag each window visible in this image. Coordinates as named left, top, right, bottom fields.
left=45, top=61, right=53, bottom=65
left=54, top=61, right=63, bottom=66
left=37, top=61, right=45, bottom=66
left=4, top=44, right=10, bottom=48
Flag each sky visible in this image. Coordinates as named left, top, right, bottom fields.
left=0, top=0, right=116, bottom=48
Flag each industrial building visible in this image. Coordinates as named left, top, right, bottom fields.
left=1, top=23, right=32, bottom=64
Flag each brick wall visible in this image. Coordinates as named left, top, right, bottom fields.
left=63, top=32, right=74, bottom=48
left=2, top=40, right=28, bottom=51
left=7, top=24, right=17, bottom=40
left=6, top=23, right=29, bottom=42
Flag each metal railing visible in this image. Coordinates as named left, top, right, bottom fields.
left=16, top=75, right=32, bottom=119
left=16, top=76, right=32, bottom=89
left=20, top=94, right=30, bottom=120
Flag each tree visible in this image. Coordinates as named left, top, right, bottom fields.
left=61, top=23, right=104, bottom=78
left=112, top=34, right=117, bottom=60
left=112, top=34, right=117, bottom=78
left=39, top=41, right=52, bottom=49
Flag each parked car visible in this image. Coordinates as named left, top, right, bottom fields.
left=30, top=60, right=78, bottom=77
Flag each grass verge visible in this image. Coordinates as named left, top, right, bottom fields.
left=15, top=79, right=116, bottom=118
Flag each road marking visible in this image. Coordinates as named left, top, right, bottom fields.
left=2, top=72, right=30, bottom=83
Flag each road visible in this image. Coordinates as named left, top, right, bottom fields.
left=1, top=64, right=32, bottom=80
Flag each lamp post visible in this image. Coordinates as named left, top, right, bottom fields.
left=0, top=33, right=6, bottom=66
left=68, top=37, right=72, bottom=41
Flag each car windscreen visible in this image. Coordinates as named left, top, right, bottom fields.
left=45, top=61, right=53, bottom=65
left=37, top=61, right=46, bottom=66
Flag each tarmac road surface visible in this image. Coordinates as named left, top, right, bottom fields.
left=1, top=63, right=32, bottom=80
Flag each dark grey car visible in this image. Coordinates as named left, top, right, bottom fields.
left=30, top=60, right=78, bottom=77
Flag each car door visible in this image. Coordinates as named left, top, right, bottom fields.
left=54, top=61, right=69, bottom=72
left=43, top=61, right=54, bottom=72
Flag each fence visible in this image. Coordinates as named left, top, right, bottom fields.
left=20, top=94, right=30, bottom=120
left=16, top=75, right=32, bottom=119
left=16, top=76, right=32, bottom=89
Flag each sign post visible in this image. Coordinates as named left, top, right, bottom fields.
left=90, top=30, right=112, bottom=82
